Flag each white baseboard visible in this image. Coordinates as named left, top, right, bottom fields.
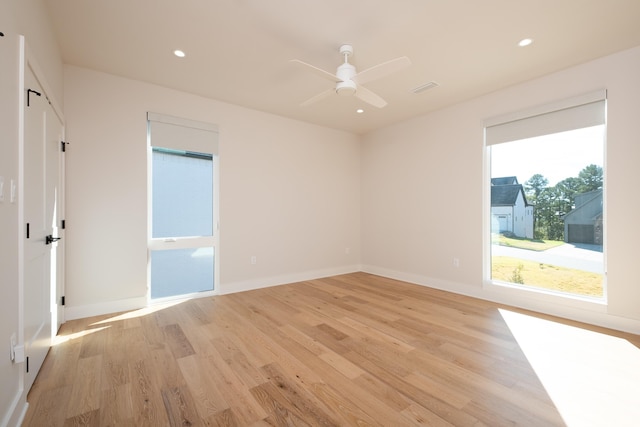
left=62, top=264, right=640, bottom=335
left=218, top=264, right=362, bottom=295
left=65, top=296, right=148, bottom=321
left=361, top=264, right=640, bottom=335
left=64, top=265, right=362, bottom=320
left=2, top=391, right=27, bottom=427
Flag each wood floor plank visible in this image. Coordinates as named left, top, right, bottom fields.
left=202, top=346, right=269, bottom=425
left=160, top=386, right=200, bottom=427
left=138, top=312, right=167, bottom=351
left=63, top=409, right=101, bottom=427
left=249, top=382, right=311, bottom=426
left=211, top=334, right=270, bottom=388
left=308, top=382, right=380, bottom=426
left=24, top=272, right=640, bottom=426
left=259, top=362, right=341, bottom=426
left=65, top=354, right=103, bottom=418
left=400, top=401, right=455, bottom=427
left=162, top=323, right=196, bottom=359
left=99, top=384, right=133, bottom=426
left=177, top=354, right=230, bottom=419
left=206, top=407, right=241, bottom=427
left=129, top=358, right=167, bottom=426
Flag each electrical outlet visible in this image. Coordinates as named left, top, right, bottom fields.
left=453, top=258, right=460, bottom=268
left=250, top=256, right=257, bottom=265
left=14, top=344, right=24, bottom=364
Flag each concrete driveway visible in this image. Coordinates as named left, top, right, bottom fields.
left=491, top=243, right=604, bottom=273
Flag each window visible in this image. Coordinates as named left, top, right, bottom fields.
left=485, top=91, right=606, bottom=299
left=147, top=113, right=219, bottom=299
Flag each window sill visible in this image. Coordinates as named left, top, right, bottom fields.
left=484, top=279, right=608, bottom=313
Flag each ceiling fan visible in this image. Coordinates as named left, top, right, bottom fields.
left=290, top=44, right=411, bottom=108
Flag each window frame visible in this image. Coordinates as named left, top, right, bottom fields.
left=147, top=112, right=220, bottom=302
left=483, top=91, right=608, bottom=307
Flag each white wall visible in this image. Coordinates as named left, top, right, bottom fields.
left=1, top=1, right=63, bottom=425
left=362, top=46, right=640, bottom=333
left=0, top=26, right=23, bottom=427
left=63, top=66, right=361, bottom=318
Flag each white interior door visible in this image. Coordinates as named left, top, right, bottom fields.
left=22, top=59, right=64, bottom=392
left=46, top=95, right=65, bottom=335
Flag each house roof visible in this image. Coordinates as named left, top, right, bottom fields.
left=491, top=177, right=519, bottom=186
left=43, top=1, right=640, bottom=135
left=491, top=184, right=529, bottom=207
left=564, top=189, right=603, bottom=221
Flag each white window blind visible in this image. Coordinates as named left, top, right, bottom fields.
left=148, top=112, right=218, bottom=154
left=485, top=90, right=606, bottom=146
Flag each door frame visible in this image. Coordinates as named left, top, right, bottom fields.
left=18, top=38, right=66, bottom=393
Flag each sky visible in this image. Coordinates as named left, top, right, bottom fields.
left=490, top=125, right=605, bottom=187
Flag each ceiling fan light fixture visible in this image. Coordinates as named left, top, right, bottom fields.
left=336, top=80, right=357, bottom=96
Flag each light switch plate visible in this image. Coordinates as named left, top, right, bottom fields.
left=10, top=179, right=16, bottom=203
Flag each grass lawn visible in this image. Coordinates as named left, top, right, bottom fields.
left=492, top=256, right=603, bottom=297
left=492, top=234, right=565, bottom=251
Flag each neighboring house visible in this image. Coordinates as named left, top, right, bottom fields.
left=491, top=177, right=534, bottom=239
left=563, top=189, right=603, bottom=244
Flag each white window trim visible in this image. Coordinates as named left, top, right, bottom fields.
left=482, top=90, right=608, bottom=311
left=146, top=112, right=220, bottom=302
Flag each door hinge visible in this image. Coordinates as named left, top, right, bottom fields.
left=26, top=356, right=29, bottom=373
left=61, top=296, right=65, bottom=306
left=61, top=219, right=66, bottom=229
left=27, top=89, right=41, bottom=107
left=61, top=141, right=70, bottom=152
left=26, top=223, right=30, bottom=239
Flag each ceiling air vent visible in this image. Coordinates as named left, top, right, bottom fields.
left=411, top=81, right=439, bottom=94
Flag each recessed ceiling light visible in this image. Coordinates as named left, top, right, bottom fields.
left=518, top=38, right=533, bottom=47
left=356, top=109, right=364, bottom=114
left=173, top=50, right=186, bottom=58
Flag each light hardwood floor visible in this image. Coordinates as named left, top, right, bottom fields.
left=23, top=272, right=640, bottom=426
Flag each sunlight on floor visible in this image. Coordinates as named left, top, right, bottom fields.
left=499, top=309, right=640, bottom=427
left=90, top=300, right=186, bottom=325
left=53, top=326, right=110, bottom=345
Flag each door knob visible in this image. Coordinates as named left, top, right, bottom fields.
left=45, top=235, right=61, bottom=245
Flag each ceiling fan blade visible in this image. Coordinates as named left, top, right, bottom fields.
left=355, top=86, right=387, bottom=108
left=300, top=88, right=335, bottom=107
left=290, top=59, right=341, bottom=83
left=353, top=56, right=411, bottom=85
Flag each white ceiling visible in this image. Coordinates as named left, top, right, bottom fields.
left=44, top=0, right=640, bottom=135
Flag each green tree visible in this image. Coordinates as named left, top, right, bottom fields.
left=535, top=186, right=565, bottom=240
left=524, top=174, right=549, bottom=199
left=556, top=177, right=581, bottom=211
left=578, top=164, right=603, bottom=192
left=525, top=174, right=549, bottom=239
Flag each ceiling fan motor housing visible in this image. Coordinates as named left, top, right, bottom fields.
left=335, top=62, right=357, bottom=96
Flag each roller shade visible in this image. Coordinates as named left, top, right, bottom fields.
left=148, top=112, right=218, bottom=154
left=485, top=90, right=606, bottom=146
